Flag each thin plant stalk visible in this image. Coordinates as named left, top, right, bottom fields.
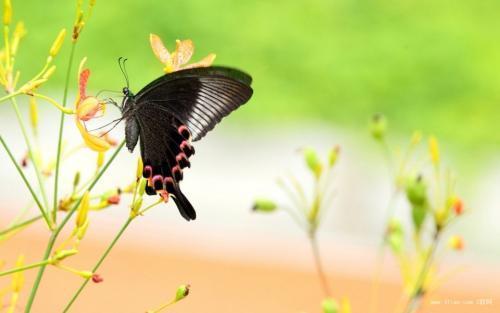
left=64, top=199, right=164, bottom=311
left=24, top=140, right=125, bottom=313
left=0, top=215, right=42, bottom=237
left=0, top=259, right=50, bottom=277
left=63, top=216, right=133, bottom=312
left=52, top=42, right=77, bottom=225
left=10, top=98, right=51, bottom=226
left=0, top=136, right=51, bottom=227
left=309, top=233, right=332, bottom=297
left=401, top=231, right=440, bottom=313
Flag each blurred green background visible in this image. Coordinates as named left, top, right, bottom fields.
left=9, top=0, right=500, bottom=152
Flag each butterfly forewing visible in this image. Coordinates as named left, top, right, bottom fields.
left=135, top=66, right=253, bottom=141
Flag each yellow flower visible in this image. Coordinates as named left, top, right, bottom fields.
left=150, top=34, right=216, bottom=73
left=74, top=58, right=110, bottom=152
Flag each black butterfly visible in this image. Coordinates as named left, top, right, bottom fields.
left=120, top=66, right=253, bottom=221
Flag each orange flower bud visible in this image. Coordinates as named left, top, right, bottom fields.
left=453, top=198, right=464, bottom=215
left=448, top=235, right=464, bottom=251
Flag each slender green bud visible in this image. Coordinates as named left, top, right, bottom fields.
left=252, top=198, right=277, bottom=213
left=303, top=147, right=322, bottom=179
left=370, top=113, right=387, bottom=141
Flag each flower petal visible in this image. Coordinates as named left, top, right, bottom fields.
left=171, top=39, right=194, bottom=69
left=150, top=33, right=170, bottom=64
left=75, top=119, right=110, bottom=152
left=182, top=53, right=216, bottom=70
left=79, top=69, right=90, bottom=100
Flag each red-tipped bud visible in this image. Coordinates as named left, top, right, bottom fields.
left=92, top=274, right=103, bottom=283
left=107, top=194, right=120, bottom=205
left=453, top=198, right=464, bottom=215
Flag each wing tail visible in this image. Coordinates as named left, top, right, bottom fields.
left=172, top=187, right=197, bottom=221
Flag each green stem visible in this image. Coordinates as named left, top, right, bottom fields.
left=0, top=215, right=42, bottom=237
left=0, top=259, right=50, bottom=277
left=0, top=91, right=21, bottom=103
left=63, top=216, right=134, bottom=312
left=24, top=140, right=125, bottom=313
left=10, top=97, right=52, bottom=227
left=0, top=136, right=51, bottom=227
left=32, top=93, right=75, bottom=114
left=401, top=231, right=440, bottom=313
left=309, top=233, right=331, bottom=297
left=52, top=42, right=77, bottom=225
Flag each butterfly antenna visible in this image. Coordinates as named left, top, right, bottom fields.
left=96, top=89, right=122, bottom=97
left=98, top=119, right=122, bottom=138
left=88, top=117, right=124, bottom=132
left=118, top=57, right=130, bottom=89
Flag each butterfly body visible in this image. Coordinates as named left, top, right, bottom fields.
left=122, top=66, right=253, bottom=221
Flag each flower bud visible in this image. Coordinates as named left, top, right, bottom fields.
left=76, top=219, right=89, bottom=240
left=303, top=147, right=322, bottom=179
left=78, top=270, right=93, bottom=279
left=53, top=249, right=78, bottom=262
left=252, top=198, right=277, bottom=213
left=107, top=194, right=120, bottom=205
left=49, top=28, right=66, bottom=57
left=429, top=136, right=440, bottom=165
left=138, top=178, right=147, bottom=196
left=174, top=284, right=190, bottom=302
left=29, top=96, right=38, bottom=132
left=18, top=78, right=47, bottom=93
left=92, top=273, right=103, bottom=283
left=76, top=191, right=90, bottom=228
left=136, top=157, right=143, bottom=179
left=96, top=151, right=105, bottom=168
left=370, top=113, right=386, bottom=141
left=131, top=197, right=143, bottom=216
left=73, top=171, right=81, bottom=189
left=386, top=219, right=404, bottom=254
left=328, top=145, right=340, bottom=168
left=448, top=235, right=464, bottom=251
left=322, top=298, right=339, bottom=313
left=11, top=255, right=25, bottom=292
left=452, top=197, right=464, bottom=215
left=3, top=0, right=12, bottom=25
left=11, top=22, right=26, bottom=56
left=406, top=176, right=428, bottom=232
left=406, top=175, right=427, bottom=207
left=42, top=65, right=56, bottom=79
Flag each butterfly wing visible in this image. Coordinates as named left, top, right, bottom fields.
left=131, top=66, right=253, bottom=221
left=134, top=66, right=253, bottom=141
left=134, top=109, right=196, bottom=221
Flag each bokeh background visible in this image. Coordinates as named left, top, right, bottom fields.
left=1, top=0, right=499, bottom=312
